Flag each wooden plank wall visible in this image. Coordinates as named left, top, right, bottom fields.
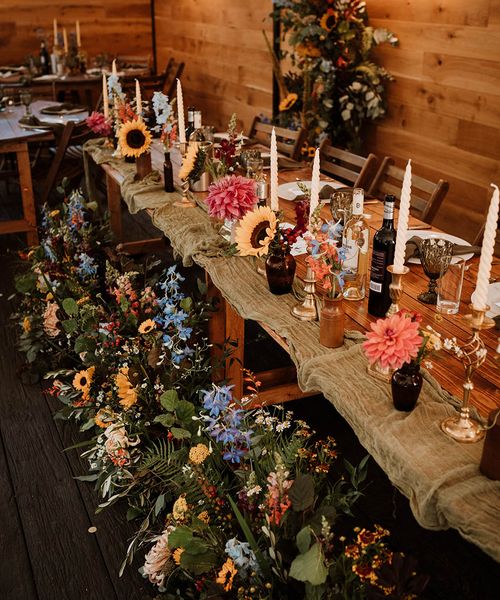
left=0, top=1, right=152, bottom=65
left=154, top=0, right=273, bottom=132
left=366, top=0, right=500, bottom=242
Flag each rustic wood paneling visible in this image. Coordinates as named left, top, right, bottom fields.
left=0, top=1, right=152, bottom=65
left=366, top=0, right=500, bottom=241
left=154, top=0, right=273, bottom=132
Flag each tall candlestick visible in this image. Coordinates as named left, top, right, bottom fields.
left=177, top=78, right=186, bottom=144
left=270, top=127, right=279, bottom=212
left=53, top=18, right=58, bottom=46
left=473, top=184, right=499, bottom=310
left=76, top=20, right=81, bottom=47
left=135, top=79, right=142, bottom=116
left=63, top=27, right=68, bottom=54
left=112, top=59, right=117, bottom=77
left=393, top=159, right=412, bottom=273
left=309, top=148, right=320, bottom=229
left=102, top=74, right=109, bottom=119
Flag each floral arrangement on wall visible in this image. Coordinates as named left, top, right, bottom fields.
left=12, top=189, right=428, bottom=599
left=272, top=0, right=398, bottom=151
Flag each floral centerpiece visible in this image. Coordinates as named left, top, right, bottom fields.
left=86, top=111, right=112, bottom=137
left=363, top=310, right=444, bottom=410
left=272, top=0, right=398, bottom=150
left=206, top=113, right=241, bottom=181
left=151, top=91, right=177, bottom=150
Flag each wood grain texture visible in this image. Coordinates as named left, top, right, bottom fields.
left=366, top=1, right=500, bottom=244
left=0, top=1, right=152, bottom=65
left=154, top=0, right=273, bottom=132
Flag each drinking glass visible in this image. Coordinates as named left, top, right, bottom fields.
left=246, top=157, right=264, bottom=179
left=240, top=149, right=260, bottom=170
left=20, top=90, right=32, bottom=115
left=202, top=126, right=215, bottom=142
left=418, top=238, right=454, bottom=304
left=437, top=258, right=466, bottom=314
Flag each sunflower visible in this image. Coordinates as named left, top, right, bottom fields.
left=279, top=92, right=298, bottom=112
left=296, top=42, right=322, bottom=58
left=73, top=366, right=96, bottom=393
left=94, top=408, right=116, bottom=429
left=118, top=119, right=152, bottom=158
left=115, top=367, right=138, bottom=409
left=138, top=319, right=156, bottom=334
left=235, top=206, right=277, bottom=257
left=172, top=548, right=184, bottom=565
left=320, top=8, right=338, bottom=32
left=22, top=316, right=31, bottom=333
left=178, top=143, right=206, bottom=181
left=216, top=558, right=237, bottom=592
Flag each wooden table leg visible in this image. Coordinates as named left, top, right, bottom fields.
left=16, top=143, right=38, bottom=245
left=205, top=272, right=227, bottom=383
left=224, top=299, right=245, bottom=399
left=106, top=173, right=122, bottom=241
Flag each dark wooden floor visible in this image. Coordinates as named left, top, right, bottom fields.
left=0, top=180, right=498, bottom=599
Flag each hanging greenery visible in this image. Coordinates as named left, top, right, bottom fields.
left=271, top=0, right=398, bottom=152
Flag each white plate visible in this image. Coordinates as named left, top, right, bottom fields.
left=406, top=230, right=474, bottom=264
left=214, top=132, right=249, bottom=141
left=277, top=180, right=344, bottom=201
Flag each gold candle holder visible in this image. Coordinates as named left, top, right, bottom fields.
left=440, top=305, right=494, bottom=443
left=386, top=265, right=409, bottom=317
left=291, top=265, right=318, bottom=321
left=174, top=142, right=196, bottom=207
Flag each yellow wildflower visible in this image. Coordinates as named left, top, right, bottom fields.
left=197, top=511, right=210, bottom=524
left=22, top=316, right=31, bottom=333
left=138, top=319, right=156, bottom=334
left=172, top=495, right=188, bottom=521
left=172, top=547, right=184, bottom=565
left=188, top=443, right=210, bottom=465
left=216, top=558, right=237, bottom=591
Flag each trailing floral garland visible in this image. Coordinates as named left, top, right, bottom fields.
left=12, top=189, right=428, bottom=599
left=272, top=0, right=398, bottom=151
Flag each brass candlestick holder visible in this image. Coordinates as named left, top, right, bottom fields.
left=440, top=305, right=494, bottom=443
left=291, top=265, right=318, bottom=321
left=174, top=142, right=196, bottom=208
left=386, top=265, right=409, bottom=316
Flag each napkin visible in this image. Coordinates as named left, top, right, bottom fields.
left=404, top=236, right=481, bottom=262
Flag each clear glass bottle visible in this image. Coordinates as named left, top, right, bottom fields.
left=342, top=188, right=370, bottom=301
left=189, top=110, right=205, bottom=143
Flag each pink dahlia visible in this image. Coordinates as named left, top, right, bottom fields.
left=86, top=111, right=112, bottom=137
left=362, top=313, right=422, bottom=370
left=205, top=175, right=257, bottom=221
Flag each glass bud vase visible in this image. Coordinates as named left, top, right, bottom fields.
left=265, top=249, right=296, bottom=295
left=319, top=296, right=345, bottom=348
left=391, top=361, right=423, bottom=411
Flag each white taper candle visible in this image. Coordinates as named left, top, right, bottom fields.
left=309, top=148, right=320, bottom=229
left=270, top=127, right=279, bottom=212
left=112, top=59, right=117, bottom=77
left=473, top=184, right=499, bottom=310
left=63, top=27, right=68, bottom=53
left=76, top=20, right=81, bottom=47
left=102, top=74, right=109, bottom=119
left=393, top=159, right=412, bottom=273
left=53, top=19, right=58, bottom=46
left=177, top=79, right=186, bottom=144
left=135, top=79, right=142, bottom=116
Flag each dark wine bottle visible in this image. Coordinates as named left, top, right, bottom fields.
left=163, top=152, right=174, bottom=193
left=39, top=41, right=50, bottom=75
left=185, top=106, right=195, bottom=140
left=367, top=195, right=396, bottom=317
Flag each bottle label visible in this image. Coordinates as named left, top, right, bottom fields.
left=369, top=249, right=387, bottom=291
left=352, top=188, right=364, bottom=215
left=194, top=113, right=202, bottom=128
left=383, top=203, right=394, bottom=220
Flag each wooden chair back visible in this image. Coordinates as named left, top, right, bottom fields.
left=368, top=157, right=449, bottom=224
left=116, top=55, right=152, bottom=70
left=248, top=117, right=306, bottom=161
left=319, top=140, right=378, bottom=189
left=165, top=59, right=185, bottom=99
left=40, top=121, right=92, bottom=205
left=472, top=219, right=500, bottom=252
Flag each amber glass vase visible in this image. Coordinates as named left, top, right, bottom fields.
left=391, top=361, right=423, bottom=411
left=265, top=248, right=296, bottom=295
left=319, top=296, right=345, bottom=348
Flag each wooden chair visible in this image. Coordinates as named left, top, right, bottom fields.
left=116, top=55, right=152, bottom=70
left=38, top=121, right=93, bottom=205
left=121, top=59, right=184, bottom=103
left=164, top=59, right=184, bottom=98
left=368, top=157, right=449, bottom=224
left=319, top=140, right=378, bottom=189
left=472, top=219, right=500, bottom=254
left=248, top=117, right=306, bottom=161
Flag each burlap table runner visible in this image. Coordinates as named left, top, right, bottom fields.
left=84, top=140, right=500, bottom=562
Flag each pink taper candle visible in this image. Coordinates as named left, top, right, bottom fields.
left=473, top=184, right=499, bottom=310
left=393, top=159, right=412, bottom=273
left=177, top=79, right=186, bottom=144
left=270, top=127, right=279, bottom=212
left=308, top=148, right=320, bottom=229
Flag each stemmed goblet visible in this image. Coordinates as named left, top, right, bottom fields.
left=20, top=90, right=32, bottom=116
left=418, top=238, right=453, bottom=304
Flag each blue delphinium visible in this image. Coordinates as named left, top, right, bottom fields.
left=200, top=384, right=253, bottom=464
left=107, top=74, right=124, bottom=102
left=76, top=252, right=98, bottom=280
left=42, top=240, right=57, bottom=262
left=154, top=266, right=194, bottom=361
left=225, top=538, right=259, bottom=577
left=152, top=91, right=172, bottom=133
